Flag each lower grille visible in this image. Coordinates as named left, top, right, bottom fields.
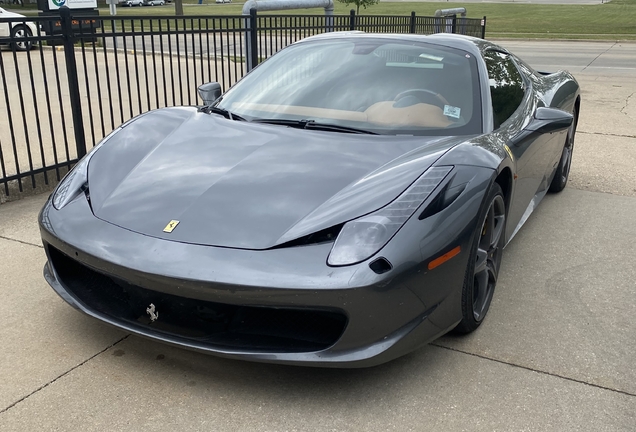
left=48, top=246, right=347, bottom=353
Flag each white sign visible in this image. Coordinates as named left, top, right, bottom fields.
left=47, top=0, right=97, bottom=10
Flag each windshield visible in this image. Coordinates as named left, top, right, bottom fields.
left=217, top=38, right=482, bottom=136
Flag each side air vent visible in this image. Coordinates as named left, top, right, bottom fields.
left=419, top=182, right=466, bottom=220
left=369, top=257, right=392, bottom=274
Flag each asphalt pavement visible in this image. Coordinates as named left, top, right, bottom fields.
left=0, top=40, right=635, bottom=431
left=499, top=40, right=636, bottom=77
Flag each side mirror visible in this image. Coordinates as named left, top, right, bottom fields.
left=526, top=107, right=573, bottom=134
left=198, top=82, right=222, bottom=105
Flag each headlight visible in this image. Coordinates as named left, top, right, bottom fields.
left=52, top=156, right=90, bottom=210
left=52, top=128, right=120, bottom=210
left=327, top=166, right=453, bottom=266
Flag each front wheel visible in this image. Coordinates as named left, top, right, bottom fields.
left=11, top=25, right=32, bottom=52
left=454, top=183, right=506, bottom=334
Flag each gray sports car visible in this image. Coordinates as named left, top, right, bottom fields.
left=40, top=33, right=580, bottom=367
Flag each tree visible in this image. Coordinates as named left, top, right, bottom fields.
left=337, top=0, right=379, bottom=15
left=174, top=0, right=184, bottom=16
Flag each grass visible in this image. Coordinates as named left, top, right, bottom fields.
left=7, top=0, right=636, bottom=40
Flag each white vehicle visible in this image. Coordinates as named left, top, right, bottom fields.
left=215, top=0, right=232, bottom=3
left=0, top=7, right=38, bottom=51
left=143, top=0, right=165, bottom=5
left=119, top=0, right=144, bottom=6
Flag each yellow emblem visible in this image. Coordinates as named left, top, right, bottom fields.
left=504, top=144, right=514, bottom=162
left=163, top=220, right=180, bottom=233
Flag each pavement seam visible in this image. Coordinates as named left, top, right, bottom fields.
left=581, top=40, right=617, bottom=72
left=0, top=235, right=43, bottom=249
left=0, top=335, right=130, bottom=415
left=431, top=343, right=636, bottom=398
left=578, top=130, right=636, bottom=139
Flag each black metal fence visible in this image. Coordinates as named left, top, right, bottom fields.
left=0, top=9, right=485, bottom=200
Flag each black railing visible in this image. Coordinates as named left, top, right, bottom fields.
left=0, top=9, right=485, bottom=200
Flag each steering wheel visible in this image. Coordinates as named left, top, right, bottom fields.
left=393, top=89, right=449, bottom=109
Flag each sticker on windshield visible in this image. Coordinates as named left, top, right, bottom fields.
left=419, top=53, right=444, bottom=62
left=443, top=105, right=461, bottom=119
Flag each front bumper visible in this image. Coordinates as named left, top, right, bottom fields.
left=39, top=166, right=491, bottom=367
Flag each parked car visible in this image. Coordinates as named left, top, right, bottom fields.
left=0, top=7, right=38, bottom=51
left=119, top=0, right=143, bottom=6
left=143, top=0, right=165, bottom=5
left=40, top=33, right=580, bottom=367
left=215, top=0, right=232, bottom=3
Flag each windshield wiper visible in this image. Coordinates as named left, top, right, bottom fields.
left=251, top=119, right=378, bottom=135
left=306, top=121, right=378, bottom=135
left=200, top=105, right=246, bottom=121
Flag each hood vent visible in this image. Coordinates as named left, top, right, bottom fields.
left=273, top=224, right=344, bottom=249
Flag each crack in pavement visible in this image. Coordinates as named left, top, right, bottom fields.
left=579, top=130, right=636, bottom=139
left=620, top=92, right=634, bottom=116
left=0, top=235, right=43, bottom=249
left=431, top=343, right=636, bottom=398
left=0, top=335, right=130, bottom=415
left=581, top=41, right=617, bottom=72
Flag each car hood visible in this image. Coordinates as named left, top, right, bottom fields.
left=0, top=8, right=26, bottom=19
left=88, top=107, right=465, bottom=249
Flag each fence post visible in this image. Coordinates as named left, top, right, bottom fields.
left=481, top=16, right=487, bottom=39
left=349, top=9, right=355, bottom=31
left=410, top=11, right=416, bottom=34
left=248, top=8, right=258, bottom=71
left=451, top=14, right=457, bottom=34
left=325, top=2, right=334, bottom=32
left=60, top=7, right=87, bottom=159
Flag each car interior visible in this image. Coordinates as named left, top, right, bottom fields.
left=227, top=40, right=480, bottom=134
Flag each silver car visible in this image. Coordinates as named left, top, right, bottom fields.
left=119, top=0, right=143, bottom=6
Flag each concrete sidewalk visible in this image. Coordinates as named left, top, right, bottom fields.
left=1, top=45, right=635, bottom=430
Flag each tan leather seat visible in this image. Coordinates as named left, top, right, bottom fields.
left=232, top=101, right=452, bottom=129
left=364, top=101, right=452, bottom=128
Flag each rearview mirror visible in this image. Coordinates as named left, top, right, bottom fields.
left=526, top=107, right=573, bottom=134
left=198, top=82, right=222, bottom=105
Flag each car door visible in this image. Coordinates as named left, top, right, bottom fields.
left=482, top=50, right=554, bottom=241
left=513, top=56, right=571, bottom=190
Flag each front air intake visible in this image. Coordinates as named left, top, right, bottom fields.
left=47, top=246, right=348, bottom=353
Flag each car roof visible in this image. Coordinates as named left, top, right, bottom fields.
left=299, top=32, right=508, bottom=59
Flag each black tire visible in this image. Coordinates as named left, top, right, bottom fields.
left=10, top=25, right=32, bottom=52
left=549, top=108, right=578, bottom=193
left=454, top=182, right=506, bottom=334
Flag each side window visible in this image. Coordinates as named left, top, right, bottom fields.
left=483, top=51, right=525, bottom=129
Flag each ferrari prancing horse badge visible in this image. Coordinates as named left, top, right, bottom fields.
left=146, top=303, right=158, bottom=322
left=163, top=220, right=179, bottom=233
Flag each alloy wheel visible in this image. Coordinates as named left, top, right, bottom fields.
left=14, top=28, right=29, bottom=51
left=560, top=118, right=576, bottom=184
left=473, top=194, right=505, bottom=322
